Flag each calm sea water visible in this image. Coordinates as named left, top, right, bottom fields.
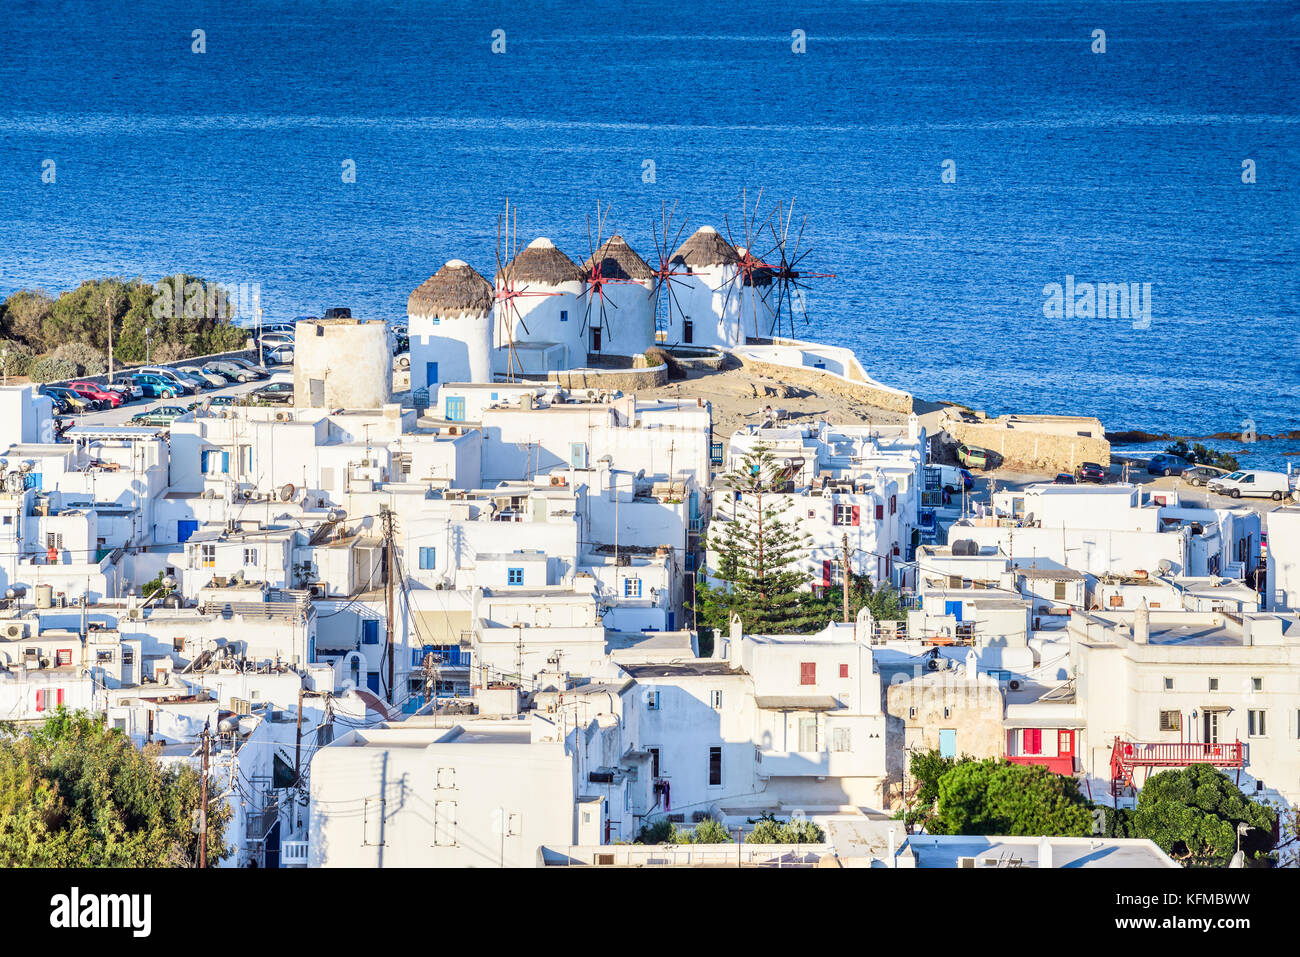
left=1, top=1, right=1296, bottom=463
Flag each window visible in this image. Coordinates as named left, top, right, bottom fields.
left=1252, top=677, right=1263, bottom=691
left=683, top=319, right=693, bottom=344
left=243, top=547, right=257, bottom=566
left=56, top=649, right=72, bottom=666
left=419, top=546, right=436, bottom=570
left=1208, top=677, right=1219, bottom=691
left=799, top=662, right=816, bottom=685
left=839, top=663, right=849, bottom=679
left=1022, top=729, right=1042, bottom=754
left=560, top=310, right=568, bottom=322
left=507, top=567, right=523, bottom=586
left=645, top=690, right=660, bottom=711
left=437, top=767, right=456, bottom=789
left=833, top=504, right=859, bottom=526
left=46, top=533, right=63, bottom=550
left=832, top=727, right=851, bottom=752
left=708, top=746, right=722, bottom=786
left=200, top=544, right=215, bottom=568
left=889, top=494, right=896, bottom=515
left=623, top=578, right=642, bottom=598
left=361, top=619, right=380, bottom=645
left=709, top=690, right=722, bottom=710
left=1159, top=710, right=1181, bottom=732
left=648, top=747, right=661, bottom=777
left=874, top=504, right=884, bottom=521
left=1053, top=581, right=1067, bottom=601
left=1163, top=676, right=1174, bottom=690
left=1248, top=710, right=1267, bottom=737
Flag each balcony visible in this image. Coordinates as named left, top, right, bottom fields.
left=280, top=840, right=309, bottom=868
left=757, top=750, right=830, bottom=777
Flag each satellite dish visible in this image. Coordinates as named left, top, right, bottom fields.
left=279, top=483, right=296, bottom=502
left=4, top=472, right=23, bottom=493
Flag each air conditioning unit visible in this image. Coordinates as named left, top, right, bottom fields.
left=3, top=622, right=26, bottom=639
left=275, top=411, right=291, bottom=422
left=1008, top=679, right=1022, bottom=691
left=957, top=856, right=978, bottom=869
left=308, top=583, right=326, bottom=598
left=447, top=426, right=459, bottom=436
left=127, top=607, right=142, bottom=620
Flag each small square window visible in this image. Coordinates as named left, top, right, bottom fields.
left=507, top=567, right=523, bottom=586
left=709, top=690, right=722, bottom=710
left=839, top=663, right=849, bottom=679
left=623, top=578, right=642, bottom=598
left=1252, top=677, right=1263, bottom=692
left=560, top=310, right=568, bottom=322
left=1163, top=677, right=1174, bottom=690
left=1209, top=677, right=1219, bottom=691
left=1248, top=710, right=1267, bottom=737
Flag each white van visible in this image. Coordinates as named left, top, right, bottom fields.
left=1206, top=470, right=1294, bottom=501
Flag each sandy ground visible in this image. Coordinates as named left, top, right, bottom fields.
left=639, top=364, right=921, bottom=452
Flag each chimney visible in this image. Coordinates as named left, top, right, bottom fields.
left=1133, top=599, right=1150, bottom=645
left=1039, top=835, right=1054, bottom=869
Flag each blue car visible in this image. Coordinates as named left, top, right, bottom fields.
left=1146, top=453, right=1191, bottom=477
left=130, top=373, right=187, bottom=399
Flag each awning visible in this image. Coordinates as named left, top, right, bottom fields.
left=754, top=695, right=839, bottom=711
left=1003, top=717, right=1083, bottom=730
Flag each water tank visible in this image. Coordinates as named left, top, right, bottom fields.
left=218, top=715, right=241, bottom=734
left=5, top=585, right=26, bottom=600
left=34, top=583, right=53, bottom=609
left=293, top=318, right=392, bottom=409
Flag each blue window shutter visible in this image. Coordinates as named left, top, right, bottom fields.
left=201, top=450, right=210, bottom=472
left=221, top=451, right=230, bottom=473
left=419, top=546, right=436, bottom=569
left=362, top=619, right=380, bottom=645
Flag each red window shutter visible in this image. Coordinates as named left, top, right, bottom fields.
left=893, top=545, right=900, bottom=556
left=839, top=664, right=849, bottom=679
left=800, top=662, right=816, bottom=685
left=890, top=495, right=896, bottom=515
left=874, top=504, right=884, bottom=521
left=35, top=690, right=44, bottom=712
left=851, top=506, right=860, bottom=526
left=1026, top=729, right=1041, bottom=754
left=822, top=560, right=832, bottom=586
left=56, top=689, right=64, bottom=707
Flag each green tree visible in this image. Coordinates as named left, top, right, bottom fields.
left=0, top=709, right=230, bottom=867
left=821, top=572, right=906, bottom=624
left=690, top=818, right=733, bottom=844
left=0, top=289, right=55, bottom=351
left=909, top=749, right=957, bottom=811
left=1132, top=765, right=1275, bottom=867
left=691, top=444, right=829, bottom=637
left=930, top=759, right=1093, bottom=837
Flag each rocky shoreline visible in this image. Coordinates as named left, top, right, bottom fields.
left=1107, top=429, right=1300, bottom=445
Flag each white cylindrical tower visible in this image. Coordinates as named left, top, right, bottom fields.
left=581, top=235, right=656, bottom=358
left=495, top=237, right=584, bottom=375
left=668, top=226, right=743, bottom=349
left=407, top=260, right=495, bottom=394
left=293, top=318, right=392, bottom=409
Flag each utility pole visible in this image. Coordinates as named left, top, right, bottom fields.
left=294, top=685, right=305, bottom=782
left=105, top=293, right=115, bottom=385
left=199, top=722, right=209, bottom=869
left=842, top=533, right=851, bottom=624
left=382, top=506, right=395, bottom=704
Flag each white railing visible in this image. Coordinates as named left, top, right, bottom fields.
left=543, top=843, right=830, bottom=868
left=280, top=840, right=309, bottom=867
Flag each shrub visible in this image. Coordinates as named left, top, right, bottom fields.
left=153, top=341, right=190, bottom=364
left=644, top=346, right=686, bottom=380
left=635, top=819, right=676, bottom=844
left=51, top=342, right=106, bottom=376
left=745, top=813, right=825, bottom=844
left=691, top=818, right=733, bottom=844
left=0, top=340, right=35, bottom=378
left=28, top=356, right=78, bottom=383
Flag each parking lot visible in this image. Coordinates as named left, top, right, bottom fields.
left=50, top=364, right=294, bottom=427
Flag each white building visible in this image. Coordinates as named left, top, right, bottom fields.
left=1267, top=507, right=1300, bottom=612
left=407, top=259, right=495, bottom=395
left=495, top=238, right=585, bottom=375
left=580, top=236, right=656, bottom=358
left=664, top=226, right=743, bottom=349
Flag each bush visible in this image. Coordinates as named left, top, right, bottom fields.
left=745, top=813, right=825, bottom=844
left=690, top=818, right=733, bottom=844
left=635, top=819, right=676, bottom=845
left=0, top=340, right=34, bottom=378
left=644, top=346, right=686, bottom=380
left=28, top=356, right=78, bottom=383
left=50, top=342, right=106, bottom=376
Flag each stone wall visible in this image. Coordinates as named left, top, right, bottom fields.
left=941, top=410, right=1111, bottom=472
left=543, top=363, right=668, bottom=391
left=736, top=353, right=914, bottom=414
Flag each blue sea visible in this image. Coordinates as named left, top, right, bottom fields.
left=1, top=1, right=1297, bottom=464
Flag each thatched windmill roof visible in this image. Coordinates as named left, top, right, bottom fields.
left=670, top=226, right=739, bottom=268
left=581, top=235, right=654, bottom=282
left=497, top=238, right=583, bottom=286
left=408, top=260, right=494, bottom=317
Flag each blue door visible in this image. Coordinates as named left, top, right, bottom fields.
left=667, top=612, right=675, bottom=630
left=445, top=396, right=465, bottom=421
left=425, top=361, right=438, bottom=389
left=177, top=519, right=199, bottom=543
left=939, top=728, right=957, bottom=758
left=366, top=672, right=380, bottom=693
left=944, top=600, right=963, bottom=622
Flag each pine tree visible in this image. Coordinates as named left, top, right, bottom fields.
left=693, top=443, right=829, bottom=636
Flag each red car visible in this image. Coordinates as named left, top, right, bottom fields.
left=67, top=381, right=124, bottom=408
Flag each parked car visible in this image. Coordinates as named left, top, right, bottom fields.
left=129, top=406, right=188, bottom=428
left=36, top=385, right=72, bottom=414
left=222, top=357, right=270, bottom=379
left=262, top=343, right=295, bottom=365
left=250, top=381, right=294, bottom=405
left=130, top=373, right=187, bottom=399
left=1146, top=453, right=1191, bottom=477
left=66, top=381, right=125, bottom=408
left=1207, top=470, right=1294, bottom=501
left=207, top=394, right=245, bottom=408
left=135, top=366, right=201, bottom=392
left=259, top=331, right=295, bottom=345
left=1053, top=473, right=1076, bottom=485
left=1183, top=465, right=1228, bottom=487
left=956, top=443, right=991, bottom=471
left=103, top=380, right=144, bottom=400
left=323, top=307, right=351, bottom=319
left=177, top=365, right=227, bottom=389
left=1075, top=461, right=1106, bottom=484
left=933, top=464, right=974, bottom=492
left=42, top=386, right=95, bottom=412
